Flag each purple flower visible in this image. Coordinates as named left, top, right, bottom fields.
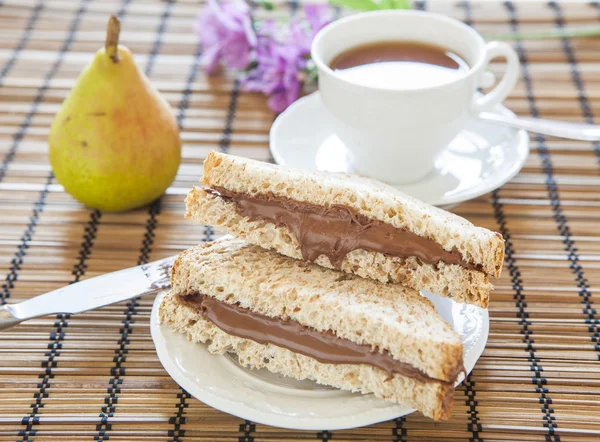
left=195, top=0, right=257, bottom=74
left=288, top=4, right=335, bottom=56
left=304, top=4, right=335, bottom=40
left=241, top=4, right=335, bottom=113
left=243, top=36, right=305, bottom=113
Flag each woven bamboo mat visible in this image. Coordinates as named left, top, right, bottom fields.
left=0, top=0, right=599, bottom=440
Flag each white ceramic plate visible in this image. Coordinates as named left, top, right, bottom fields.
left=270, top=91, right=529, bottom=208
left=151, top=290, right=489, bottom=430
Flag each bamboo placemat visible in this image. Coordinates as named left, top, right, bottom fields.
left=0, top=0, right=599, bottom=440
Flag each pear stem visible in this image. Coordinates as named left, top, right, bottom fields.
left=105, top=15, right=121, bottom=63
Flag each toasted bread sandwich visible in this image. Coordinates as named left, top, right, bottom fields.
left=184, top=152, right=504, bottom=308
left=159, top=238, right=464, bottom=420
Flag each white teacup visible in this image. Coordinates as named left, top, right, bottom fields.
left=311, top=10, right=520, bottom=184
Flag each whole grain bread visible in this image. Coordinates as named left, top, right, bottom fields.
left=168, top=238, right=464, bottom=383
left=200, top=151, right=504, bottom=277
left=159, top=292, right=455, bottom=421
left=186, top=186, right=492, bottom=308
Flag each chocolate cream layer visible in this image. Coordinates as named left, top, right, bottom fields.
left=178, top=294, right=462, bottom=384
left=205, top=187, right=481, bottom=272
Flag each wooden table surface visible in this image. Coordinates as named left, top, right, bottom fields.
left=1, top=0, right=600, bottom=440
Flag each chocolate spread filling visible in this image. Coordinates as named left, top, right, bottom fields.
left=205, top=187, right=481, bottom=272
left=179, top=294, right=461, bottom=384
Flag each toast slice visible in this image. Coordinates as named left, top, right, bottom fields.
left=185, top=152, right=504, bottom=308
left=159, top=238, right=464, bottom=420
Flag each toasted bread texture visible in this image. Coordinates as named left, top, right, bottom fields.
left=168, top=238, right=464, bottom=383
left=186, top=187, right=492, bottom=308
left=200, top=152, right=504, bottom=277
left=159, top=292, right=455, bottom=421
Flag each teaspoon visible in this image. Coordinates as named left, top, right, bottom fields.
left=477, top=112, right=600, bottom=141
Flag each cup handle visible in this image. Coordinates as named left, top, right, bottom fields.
left=471, top=41, right=520, bottom=112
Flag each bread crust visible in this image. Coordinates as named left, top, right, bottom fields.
left=201, top=152, right=504, bottom=278
left=168, top=238, right=464, bottom=383
left=186, top=186, right=491, bottom=308
left=159, top=292, right=455, bottom=421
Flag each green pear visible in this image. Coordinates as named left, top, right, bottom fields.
left=49, top=15, right=181, bottom=212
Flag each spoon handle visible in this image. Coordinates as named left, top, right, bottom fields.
left=478, top=112, right=600, bottom=141
left=0, top=305, right=24, bottom=331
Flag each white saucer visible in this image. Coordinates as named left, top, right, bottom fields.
left=270, top=92, right=529, bottom=208
left=151, top=291, right=489, bottom=430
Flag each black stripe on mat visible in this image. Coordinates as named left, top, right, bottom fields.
left=203, top=224, right=215, bottom=242
left=548, top=0, right=595, bottom=125
left=17, top=0, right=129, bottom=437
left=96, top=199, right=162, bottom=442
left=459, top=0, right=473, bottom=26
left=318, top=430, right=332, bottom=441
left=457, top=3, right=484, bottom=440
left=167, top=40, right=204, bottom=442
left=0, top=0, right=92, bottom=305
left=239, top=421, right=255, bottom=442
left=95, top=2, right=173, bottom=440
left=414, top=0, right=426, bottom=11
left=553, top=0, right=600, bottom=171
left=491, top=191, right=560, bottom=442
left=220, top=79, right=240, bottom=154
left=0, top=0, right=89, bottom=299
left=547, top=0, right=600, bottom=358
left=143, top=1, right=172, bottom=77
left=503, top=2, right=561, bottom=440
left=0, top=174, right=51, bottom=304
left=0, top=0, right=44, bottom=85
left=0, top=0, right=89, bottom=184
left=173, top=188, right=215, bottom=439
left=169, top=389, right=191, bottom=442
left=393, top=418, right=407, bottom=442
left=463, top=373, right=483, bottom=442
left=17, top=210, right=102, bottom=442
